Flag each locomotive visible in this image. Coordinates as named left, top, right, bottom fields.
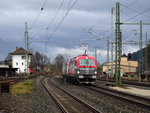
left=62, top=53, right=98, bottom=84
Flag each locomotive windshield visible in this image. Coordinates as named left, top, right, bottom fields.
left=80, top=59, right=95, bottom=66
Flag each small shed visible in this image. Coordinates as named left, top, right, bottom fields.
left=0, top=65, right=17, bottom=77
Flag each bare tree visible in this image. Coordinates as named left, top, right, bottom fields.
left=30, top=51, right=50, bottom=72
left=54, top=54, right=65, bottom=74
left=4, top=53, right=12, bottom=65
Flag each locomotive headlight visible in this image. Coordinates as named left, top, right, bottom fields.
left=95, top=71, right=97, bottom=74
left=77, top=70, right=80, bottom=74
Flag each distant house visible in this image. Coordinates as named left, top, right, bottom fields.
left=102, top=54, right=138, bottom=76
left=10, top=47, right=32, bottom=74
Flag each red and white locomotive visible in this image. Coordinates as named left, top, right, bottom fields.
left=62, top=53, right=98, bottom=84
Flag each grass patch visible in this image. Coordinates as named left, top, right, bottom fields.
left=11, top=79, right=35, bottom=95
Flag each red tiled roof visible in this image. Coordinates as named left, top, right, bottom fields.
left=10, top=47, right=32, bottom=55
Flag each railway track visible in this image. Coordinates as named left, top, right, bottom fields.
left=0, top=77, right=33, bottom=85
left=85, top=85, right=150, bottom=110
left=41, top=76, right=102, bottom=113
left=97, top=79, right=150, bottom=88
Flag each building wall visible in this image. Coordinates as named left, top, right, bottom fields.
left=131, top=44, right=150, bottom=74
left=102, top=57, right=138, bottom=75
left=143, top=45, right=150, bottom=73
left=120, top=61, right=137, bottom=73
left=12, top=55, right=31, bottom=73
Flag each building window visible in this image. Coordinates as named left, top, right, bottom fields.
left=16, top=62, right=18, bottom=65
left=22, top=56, right=25, bottom=59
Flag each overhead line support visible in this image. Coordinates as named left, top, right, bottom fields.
left=115, top=2, right=121, bottom=86
left=24, top=22, right=29, bottom=82
left=115, top=2, right=150, bottom=83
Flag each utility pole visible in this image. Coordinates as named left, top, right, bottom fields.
left=115, top=2, right=121, bottom=86
left=140, top=21, right=143, bottom=49
left=111, top=7, right=114, bottom=77
left=95, top=47, right=97, bottom=60
left=24, top=22, right=29, bottom=80
left=138, top=21, right=143, bottom=81
left=106, top=39, right=109, bottom=82
left=145, top=31, right=148, bottom=81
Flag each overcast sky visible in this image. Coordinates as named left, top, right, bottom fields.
left=0, top=0, right=150, bottom=63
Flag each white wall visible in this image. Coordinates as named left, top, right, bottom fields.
left=12, top=55, right=31, bottom=73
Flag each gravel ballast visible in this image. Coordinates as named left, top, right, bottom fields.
left=52, top=76, right=150, bottom=113
left=0, top=75, right=149, bottom=113
left=0, top=76, right=61, bottom=113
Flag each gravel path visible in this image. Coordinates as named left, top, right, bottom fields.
left=0, top=76, right=61, bottom=113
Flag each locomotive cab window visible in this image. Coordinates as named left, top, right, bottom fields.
left=80, top=59, right=95, bottom=66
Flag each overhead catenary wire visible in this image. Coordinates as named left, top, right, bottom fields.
left=42, top=0, right=48, bottom=9
left=122, top=32, right=138, bottom=42
left=30, top=30, right=47, bottom=43
left=30, top=0, right=65, bottom=45
left=125, top=0, right=139, bottom=7
left=45, top=0, right=78, bottom=48
left=124, top=8, right=150, bottom=22
left=84, top=9, right=115, bottom=44
left=46, top=0, right=112, bottom=50
left=45, top=0, right=112, bottom=53
left=121, top=4, right=150, bottom=18
left=120, top=0, right=139, bottom=14
left=30, top=0, right=149, bottom=60
left=46, top=0, right=65, bottom=30
left=67, top=0, right=72, bottom=11
left=30, top=0, right=48, bottom=28
left=87, top=15, right=113, bottom=29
